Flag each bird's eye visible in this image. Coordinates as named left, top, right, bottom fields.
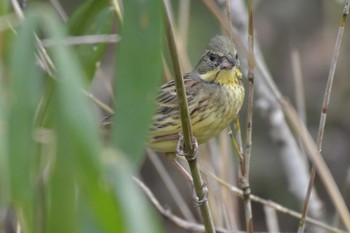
left=209, top=53, right=218, bottom=62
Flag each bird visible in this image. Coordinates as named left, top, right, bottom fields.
left=148, top=35, right=244, bottom=153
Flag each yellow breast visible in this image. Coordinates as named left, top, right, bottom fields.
left=148, top=67, right=244, bottom=153
left=191, top=83, right=244, bottom=143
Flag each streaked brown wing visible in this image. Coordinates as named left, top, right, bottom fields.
left=150, top=76, right=202, bottom=141
left=151, top=133, right=180, bottom=142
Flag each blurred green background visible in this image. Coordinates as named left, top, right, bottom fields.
left=1, top=0, right=349, bottom=233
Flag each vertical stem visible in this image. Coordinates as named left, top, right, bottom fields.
left=298, top=2, right=349, bottom=232
left=163, top=2, right=216, bottom=233
left=282, top=100, right=350, bottom=232
left=163, top=1, right=193, bottom=152
left=245, top=0, right=255, bottom=179
left=240, top=1, right=255, bottom=232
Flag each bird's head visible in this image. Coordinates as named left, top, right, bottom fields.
left=195, top=35, right=242, bottom=86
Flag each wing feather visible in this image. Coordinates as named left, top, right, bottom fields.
left=150, top=76, right=204, bottom=141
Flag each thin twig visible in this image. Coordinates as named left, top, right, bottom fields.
left=11, top=0, right=116, bottom=122
left=298, top=2, right=349, bottom=232
left=204, top=170, right=347, bottom=233
left=175, top=0, right=192, bottom=73
left=290, top=49, right=308, bottom=165
left=218, top=130, right=239, bottom=231
left=168, top=2, right=191, bottom=70
left=147, top=150, right=196, bottom=222
left=240, top=1, right=255, bottom=232
left=112, top=0, right=123, bottom=23
left=224, top=0, right=246, bottom=229
left=225, top=0, right=233, bottom=37
left=223, top=0, right=324, bottom=222
left=208, top=0, right=349, bottom=231
left=41, top=34, right=121, bottom=47
left=178, top=0, right=190, bottom=49
left=263, top=206, right=280, bottom=233
left=11, top=0, right=56, bottom=76
left=245, top=0, right=255, bottom=178
left=332, top=168, right=350, bottom=228
left=201, top=0, right=248, bottom=56
left=163, top=2, right=193, bottom=151
left=174, top=153, right=348, bottom=232
left=133, top=176, right=247, bottom=233
left=291, top=49, right=325, bottom=226
left=291, top=49, right=306, bottom=122
left=11, top=0, right=57, bottom=125
left=282, top=99, right=350, bottom=232
left=0, top=13, right=20, bottom=32
left=49, top=0, right=68, bottom=21
left=83, top=91, right=114, bottom=115
left=162, top=1, right=216, bottom=233
left=11, top=0, right=24, bottom=19
left=205, top=0, right=282, bottom=99
left=231, top=120, right=244, bottom=162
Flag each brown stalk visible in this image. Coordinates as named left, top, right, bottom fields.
left=206, top=0, right=350, bottom=231
left=162, top=1, right=216, bottom=233
left=282, top=100, right=350, bottom=232
left=239, top=0, right=255, bottom=232
left=298, top=1, right=350, bottom=232
left=204, top=170, right=347, bottom=233
left=147, top=150, right=196, bottom=222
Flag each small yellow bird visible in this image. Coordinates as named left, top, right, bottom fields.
left=149, top=35, right=244, bottom=153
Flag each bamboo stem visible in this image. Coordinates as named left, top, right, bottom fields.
left=162, top=2, right=216, bottom=233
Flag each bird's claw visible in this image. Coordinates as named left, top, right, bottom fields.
left=176, top=134, right=188, bottom=157
left=175, top=133, right=199, bottom=161
left=192, top=181, right=209, bottom=207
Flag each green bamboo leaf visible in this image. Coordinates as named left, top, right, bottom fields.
left=0, top=1, right=10, bottom=14
left=68, top=0, right=113, bottom=82
left=35, top=6, right=122, bottom=233
left=102, top=148, right=162, bottom=233
left=8, top=13, right=43, bottom=233
left=6, top=3, right=163, bottom=233
left=112, top=0, right=163, bottom=166
left=48, top=129, right=77, bottom=233
left=68, top=0, right=110, bottom=34
left=0, top=42, right=10, bottom=222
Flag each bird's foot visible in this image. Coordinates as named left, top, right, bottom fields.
left=175, top=133, right=199, bottom=161
left=191, top=181, right=209, bottom=207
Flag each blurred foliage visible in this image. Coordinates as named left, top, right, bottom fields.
left=1, top=0, right=350, bottom=232
left=67, top=0, right=114, bottom=81
left=112, top=0, right=162, bottom=167
left=0, top=1, right=163, bottom=233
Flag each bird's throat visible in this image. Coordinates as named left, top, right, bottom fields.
left=214, top=67, right=242, bottom=86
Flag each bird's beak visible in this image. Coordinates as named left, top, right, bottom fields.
left=220, top=56, right=235, bottom=70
